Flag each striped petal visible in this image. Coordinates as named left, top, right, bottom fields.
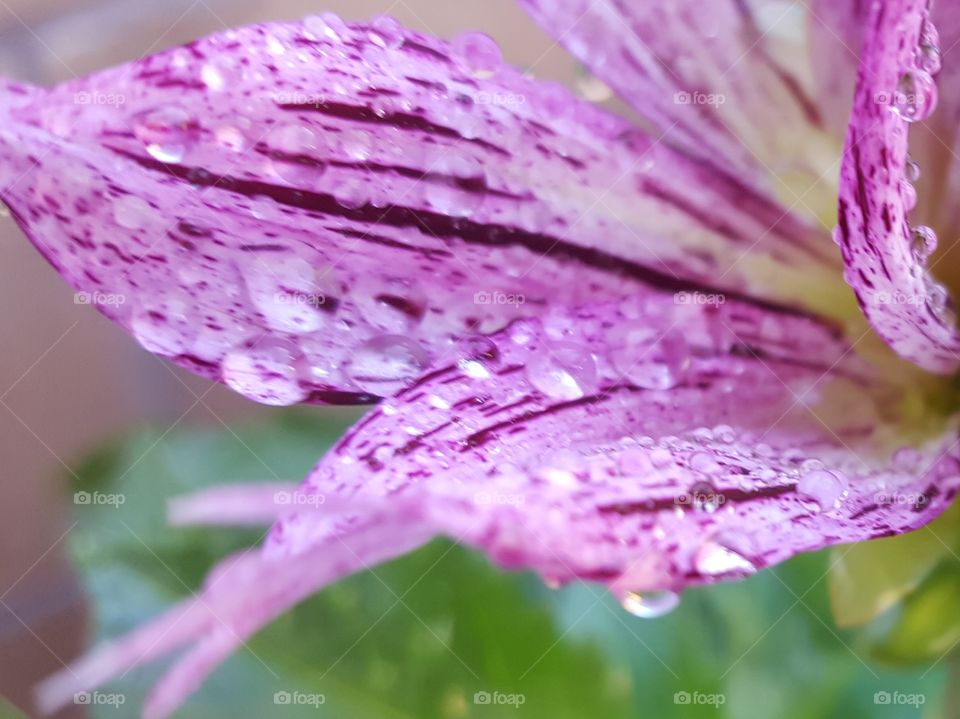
left=39, top=293, right=960, bottom=716
left=0, top=16, right=844, bottom=406
left=836, top=0, right=960, bottom=373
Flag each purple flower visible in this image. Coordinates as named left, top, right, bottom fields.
left=0, top=3, right=957, bottom=716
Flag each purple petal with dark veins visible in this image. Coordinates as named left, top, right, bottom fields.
left=836, top=0, right=960, bottom=373
left=0, top=16, right=841, bottom=406
left=39, top=293, right=960, bottom=717
left=517, top=0, right=831, bottom=192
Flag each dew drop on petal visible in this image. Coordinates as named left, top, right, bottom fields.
left=451, top=31, right=502, bottom=79
left=348, top=335, right=428, bottom=394
left=905, top=157, right=921, bottom=182
left=457, top=335, right=500, bottom=378
left=614, top=329, right=689, bottom=390
left=221, top=340, right=308, bottom=406
left=266, top=125, right=326, bottom=185
left=130, top=292, right=197, bottom=357
left=694, top=535, right=756, bottom=577
left=893, top=70, right=937, bottom=122
left=797, top=469, right=844, bottom=511
left=526, top=342, right=597, bottom=400
left=685, top=480, right=723, bottom=512
left=113, top=195, right=152, bottom=230
left=910, top=225, right=937, bottom=262
left=369, top=15, right=404, bottom=49
left=620, top=590, right=680, bottom=618
left=132, top=106, right=198, bottom=163
left=892, top=446, right=922, bottom=472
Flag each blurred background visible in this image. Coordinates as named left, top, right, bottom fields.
left=0, top=1, right=958, bottom=718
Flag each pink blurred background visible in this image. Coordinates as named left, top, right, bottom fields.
left=0, top=0, right=585, bottom=714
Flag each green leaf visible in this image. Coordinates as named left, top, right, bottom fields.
left=63, top=409, right=954, bottom=718
left=870, top=559, right=960, bottom=665
left=828, top=503, right=960, bottom=627
left=0, top=698, right=28, bottom=719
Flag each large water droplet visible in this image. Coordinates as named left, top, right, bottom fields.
left=910, top=225, right=937, bottom=262
left=451, top=32, right=502, bottom=79
left=893, top=70, right=937, bottom=122
left=340, top=128, right=374, bottom=161
left=613, top=329, right=689, bottom=390
left=694, top=533, right=755, bottom=577
left=620, top=590, right=680, bottom=618
left=266, top=125, right=326, bottom=185
left=683, top=480, right=724, bottom=512
left=240, top=255, right=327, bottom=334
left=222, top=340, right=308, bottom=406
left=916, top=20, right=942, bottom=74
left=113, top=195, right=153, bottom=230
left=348, top=335, right=428, bottom=394
left=797, top=469, right=843, bottom=511
left=130, top=292, right=197, bottom=357
left=132, top=106, right=198, bottom=163
left=526, top=342, right=597, bottom=400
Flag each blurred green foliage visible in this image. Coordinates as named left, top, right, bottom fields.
left=67, top=410, right=957, bottom=718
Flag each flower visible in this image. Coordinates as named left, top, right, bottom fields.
left=0, top=2, right=958, bottom=716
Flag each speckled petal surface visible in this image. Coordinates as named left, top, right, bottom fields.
left=39, top=293, right=960, bottom=717
left=516, top=0, right=837, bottom=199
left=836, top=0, right=960, bottom=374
left=0, top=17, right=847, bottom=406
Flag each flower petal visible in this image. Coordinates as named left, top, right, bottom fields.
left=517, top=0, right=839, bottom=207
left=42, top=293, right=960, bottom=715
left=836, top=0, right=960, bottom=373
left=0, top=16, right=844, bottom=406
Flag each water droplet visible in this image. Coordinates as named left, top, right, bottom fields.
left=690, top=452, right=721, bottom=473
left=526, top=342, right=597, bottom=399
left=892, top=446, right=921, bottom=472
left=684, top=480, right=724, bottom=512
left=240, top=255, right=326, bottom=334
left=910, top=225, right=937, bottom=262
left=613, top=329, right=689, bottom=390
left=215, top=125, right=247, bottom=152
left=893, top=70, right=937, bottom=122
left=905, top=157, right=921, bottom=182
left=305, top=13, right=348, bottom=43
left=201, top=63, right=226, bottom=91
left=620, top=590, right=680, bottom=618
left=451, top=32, right=502, bottom=79
left=457, top=335, right=499, bottom=378
left=576, top=68, right=613, bottom=102
left=132, top=106, right=198, bottom=163
left=694, top=534, right=756, bottom=577
left=424, top=151, right=485, bottom=218
left=348, top=335, right=428, bottom=394
left=797, top=469, right=844, bottom=511
left=901, top=179, right=917, bottom=210
left=618, top=448, right=653, bottom=475
left=113, top=195, right=153, bottom=230
left=340, top=128, right=373, bottom=161
left=369, top=15, right=403, bottom=49
left=130, top=291, right=196, bottom=357
left=222, top=340, right=308, bottom=406
left=265, top=125, right=326, bottom=185
left=916, top=20, right=942, bottom=74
